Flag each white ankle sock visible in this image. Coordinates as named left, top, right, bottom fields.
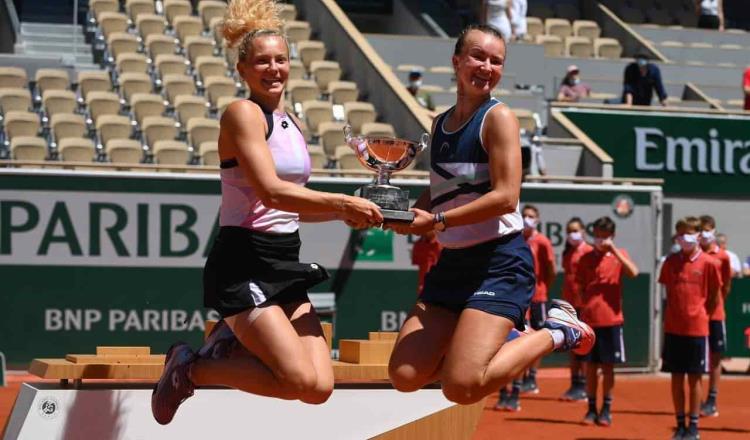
left=548, top=329, right=565, bottom=349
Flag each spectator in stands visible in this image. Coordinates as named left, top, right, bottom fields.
left=743, top=65, right=750, bottom=111
left=510, top=0, right=528, bottom=41
left=482, top=0, right=513, bottom=41
left=696, top=0, right=724, bottom=30
left=557, top=65, right=591, bottom=103
left=406, top=69, right=436, bottom=111
left=716, top=233, right=742, bottom=277
left=622, top=54, right=668, bottom=107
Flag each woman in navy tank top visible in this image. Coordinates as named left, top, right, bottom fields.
left=386, top=25, right=595, bottom=405
left=152, top=0, right=382, bottom=424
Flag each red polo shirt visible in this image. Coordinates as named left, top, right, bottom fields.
left=705, top=246, right=732, bottom=321
left=526, top=231, right=555, bottom=303
left=577, top=248, right=629, bottom=327
left=659, top=250, right=722, bottom=337
left=562, top=242, right=593, bottom=308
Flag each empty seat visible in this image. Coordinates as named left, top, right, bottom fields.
left=328, top=81, right=358, bottom=105
left=174, top=94, right=208, bottom=126
left=0, top=88, right=32, bottom=113
left=155, top=54, right=189, bottom=78
left=187, top=117, right=219, bottom=149
left=174, top=15, right=203, bottom=43
left=526, top=17, right=544, bottom=40
left=297, top=40, right=326, bottom=69
left=198, top=1, right=226, bottom=29
left=42, top=90, right=77, bottom=117
left=131, top=93, right=166, bottom=124
left=288, top=59, right=306, bottom=81
left=107, top=32, right=140, bottom=62
left=199, top=140, right=219, bottom=166
left=285, top=21, right=311, bottom=43
left=224, top=45, right=238, bottom=66
left=279, top=3, right=297, bottom=22
left=142, top=116, right=178, bottom=147
left=344, top=102, right=376, bottom=133
left=163, top=74, right=196, bottom=103
left=287, top=79, right=319, bottom=105
left=185, top=36, right=215, bottom=64
left=335, top=145, right=359, bottom=171
left=11, top=136, right=47, bottom=161
left=147, top=34, right=179, bottom=58
left=595, top=38, right=623, bottom=59
left=125, top=0, right=154, bottom=22
left=97, top=12, right=128, bottom=40
left=310, top=60, right=341, bottom=91
left=107, top=138, right=143, bottom=164
left=566, top=36, right=593, bottom=57
left=318, top=121, right=345, bottom=158
left=396, top=64, right=425, bottom=73
left=196, top=56, right=227, bottom=81
left=51, top=113, right=86, bottom=143
left=89, top=0, right=118, bottom=22
left=361, top=122, right=395, bottom=138
left=302, top=100, right=333, bottom=136
left=210, top=16, right=224, bottom=47
left=545, top=18, right=572, bottom=38
left=136, top=14, right=166, bottom=40
left=119, top=72, right=153, bottom=102
left=86, top=91, right=121, bottom=124
left=205, top=76, right=236, bottom=107
left=536, top=35, right=564, bottom=57
left=116, top=53, right=149, bottom=74
left=35, top=69, right=70, bottom=96
left=217, top=96, right=241, bottom=114
left=59, top=137, right=95, bottom=162
left=153, top=139, right=189, bottom=164
left=661, top=40, right=685, bottom=47
left=308, top=145, right=326, bottom=168
left=0, top=67, right=27, bottom=89
left=4, top=111, right=40, bottom=140
left=573, top=20, right=601, bottom=40
left=96, top=114, right=132, bottom=146
left=78, top=71, right=112, bottom=101
left=164, top=0, right=192, bottom=25
left=513, top=109, right=536, bottom=132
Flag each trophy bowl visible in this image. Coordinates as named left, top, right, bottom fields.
left=344, top=125, right=429, bottom=223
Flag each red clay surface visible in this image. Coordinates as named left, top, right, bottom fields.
left=2, top=371, right=749, bottom=439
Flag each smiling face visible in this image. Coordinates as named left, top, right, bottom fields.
left=452, top=30, right=505, bottom=96
left=237, top=34, right=289, bottom=100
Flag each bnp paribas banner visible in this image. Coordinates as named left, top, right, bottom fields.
left=0, top=170, right=662, bottom=368
left=559, top=108, right=750, bottom=196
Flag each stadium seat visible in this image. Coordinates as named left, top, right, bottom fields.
left=217, top=96, right=241, bottom=115
left=59, top=137, right=95, bottom=162
left=198, top=1, right=226, bottom=29
left=285, top=21, right=312, bottom=43
left=195, top=56, right=227, bottom=82
left=661, top=40, right=684, bottom=47
left=595, top=38, right=623, bottom=59
left=153, top=139, right=189, bottom=164
left=125, top=0, right=154, bottom=22
left=147, top=34, right=179, bottom=58
left=107, top=138, right=143, bottom=164
left=205, top=76, right=236, bottom=108
left=328, top=81, right=358, bottom=105
left=513, top=109, right=536, bottom=132
left=116, top=53, right=149, bottom=74
left=396, top=64, right=424, bottom=74
left=279, top=3, right=297, bottom=22
left=689, top=42, right=712, bottom=49
left=0, top=88, right=32, bottom=113
left=545, top=19, right=572, bottom=39
left=297, top=40, right=326, bottom=70
left=34, top=69, right=70, bottom=96
left=566, top=36, right=593, bottom=58
left=185, top=36, right=215, bottom=64
left=302, top=100, right=333, bottom=136
left=78, top=71, right=112, bottom=102
left=10, top=136, right=47, bottom=161
left=361, top=122, right=395, bottom=138
left=155, top=54, right=189, bottom=78
left=4, top=111, right=40, bottom=140
left=199, top=140, right=219, bottom=166
left=107, top=32, right=140, bottom=62
left=86, top=91, right=121, bottom=124
left=536, top=35, right=564, bottom=57
left=89, top=0, right=118, bottom=23
left=131, top=93, right=166, bottom=125
left=210, top=16, right=224, bottom=47
left=289, top=59, right=306, bottom=80
left=308, top=145, right=326, bottom=168
left=310, top=60, right=341, bottom=91
left=224, top=46, right=238, bottom=67
left=174, top=95, right=208, bottom=126
left=187, top=117, right=219, bottom=150
left=164, top=0, right=192, bottom=26
left=42, top=90, right=77, bottom=118
left=573, top=20, right=600, bottom=40
left=142, top=116, right=178, bottom=147
left=0, top=67, right=27, bottom=89
left=526, top=17, right=544, bottom=40
left=162, top=74, right=196, bottom=103
left=136, top=14, right=167, bottom=40
left=119, top=72, right=153, bottom=102
left=174, top=15, right=203, bottom=44
left=318, top=121, right=346, bottom=158
left=51, top=113, right=87, bottom=143
left=335, top=145, right=359, bottom=172
left=96, top=114, right=132, bottom=146
left=287, top=79, right=319, bottom=105
left=97, top=12, right=128, bottom=40
left=344, top=102, right=376, bottom=134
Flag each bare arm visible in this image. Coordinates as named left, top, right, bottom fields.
left=613, top=247, right=639, bottom=278
left=706, top=285, right=720, bottom=317
left=718, top=0, right=725, bottom=30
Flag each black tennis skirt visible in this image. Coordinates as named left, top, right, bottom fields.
left=203, top=226, right=330, bottom=318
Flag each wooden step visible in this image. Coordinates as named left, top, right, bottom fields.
left=339, top=339, right=395, bottom=364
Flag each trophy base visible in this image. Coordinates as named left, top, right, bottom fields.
left=381, top=208, right=414, bottom=223
left=355, top=185, right=413, bottom=223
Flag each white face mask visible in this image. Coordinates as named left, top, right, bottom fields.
left=567, top=231, right=583, bottom=245
left=572, top=78, right=581, bottom=85
left=523, top=216, right=538, bottom=230
left=408, top=79, right=422, bottom=89
left=670, top=243, right=682, bottom=254
left=700, top=229, right=716, bottom=245
left=677, top=233, right=699, bottom=252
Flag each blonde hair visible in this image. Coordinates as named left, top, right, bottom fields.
left=222, top=0, right=287, bottom=62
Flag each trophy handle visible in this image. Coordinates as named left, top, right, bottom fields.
left=417, top=132, right=430, bottom=153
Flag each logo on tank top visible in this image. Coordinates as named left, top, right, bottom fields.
left=439, top=142, right=450, bottom=154
left=281, top=120, right=289, bottom=129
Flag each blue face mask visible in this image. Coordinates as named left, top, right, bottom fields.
left=572, top=78, right=581, bottom=85
left=636, top=58, right=648, bottom=67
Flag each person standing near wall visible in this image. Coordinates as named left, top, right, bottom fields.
left=696, top=0, right=724, bottom=30
left=482, top=0, right=513, bottom=41
left=622, top=54, right=668, bottom=107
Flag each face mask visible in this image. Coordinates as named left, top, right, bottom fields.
left=700, top=229, right=716, bottom=245
left=567, top=232, right=583, bottom=245
left=677, top=233, right=699, bottom=252
left=408, top=79, right=422, bottom=89
left=523, top=216, right=538, bottom=230
left=637, top=58, right=648, bottom=67
left=670, top=243, right=682, bottom=254
left=572, top=78, right=581, bottom=85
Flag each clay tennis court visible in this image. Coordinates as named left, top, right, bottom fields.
left=3, top=370, right=749, bottom=439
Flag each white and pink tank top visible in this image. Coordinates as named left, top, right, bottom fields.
left=219, top=105, right=311, bottom=234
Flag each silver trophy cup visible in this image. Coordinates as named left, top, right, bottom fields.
left=344, top=125, right=429, bottom=222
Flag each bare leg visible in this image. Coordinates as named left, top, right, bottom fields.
left=707, top=351, right=721, bottom=401
left=687, top=373, right=702, bottom=417
left=585, top=361, right=598, bottom=400
left=601, top=363, right=614, bottom=397
left=671, top=373, right=685, bottom=417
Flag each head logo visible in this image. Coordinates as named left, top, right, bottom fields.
left=38, top=396, right=60, bottom=419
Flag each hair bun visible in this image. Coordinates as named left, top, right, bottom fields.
left=222, top=0, right=284, bottom=49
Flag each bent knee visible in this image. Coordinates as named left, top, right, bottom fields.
left=441, top=382, right=485, bottom=405
left=388, top=363, right=432, bottom=393
left=300, top=382, right=333, bottom=405
left=277, top=365, right=319, bottom=398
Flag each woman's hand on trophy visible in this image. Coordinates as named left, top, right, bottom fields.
left=341, top=195, right=383, bottom=228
